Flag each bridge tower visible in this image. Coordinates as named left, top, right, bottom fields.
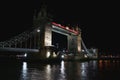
left=66, top=26, right=82, bottom=55
left=76, top=26, right=82, bottom=54
left=31, top=5, right=82, bottom=60
left=32, top=5, right=53, bottom=60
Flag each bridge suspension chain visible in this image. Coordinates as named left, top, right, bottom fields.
left=0, top=27, right=40, bottom=48
left=81, top=38, right=91, bottom=54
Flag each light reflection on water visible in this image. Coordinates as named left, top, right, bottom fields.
left=21, top=62, right=28, bottom=80
left=0, top=60, right=120, bottom=80
left=20, top=61, right=98, bottom=80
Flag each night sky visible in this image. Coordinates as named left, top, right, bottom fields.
left=0, top=0, right=120, bottom=54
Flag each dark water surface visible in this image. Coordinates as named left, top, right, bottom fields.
left=0, top=60, right=120, bottom=80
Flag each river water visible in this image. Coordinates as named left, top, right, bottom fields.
left=0, top=60, right=120, bottom=80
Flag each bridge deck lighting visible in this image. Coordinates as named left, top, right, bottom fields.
left=52, top=22, right=79, bottom=35
left=66, top=27, right=69, bottom=30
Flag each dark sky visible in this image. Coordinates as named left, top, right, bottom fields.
left=0, top=0, right=120, bottom=53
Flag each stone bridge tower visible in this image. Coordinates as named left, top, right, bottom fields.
left=32, top=5, right=82, bottom=60
left=32, top=5, right=54, bottom=60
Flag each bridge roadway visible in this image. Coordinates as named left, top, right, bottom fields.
left=0, top=47, right=39, bottom=53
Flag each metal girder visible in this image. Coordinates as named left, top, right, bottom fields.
left=0, top=27, right=40, bottom=48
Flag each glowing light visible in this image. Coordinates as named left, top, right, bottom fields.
left=24, top=53, right=27, bottom=57
left=45, top=65, right=51, bottom=80
left=66, top=27, right=69, bottom=30
left=82, top=49, right=84, bottom=52
left=21, top=62, right=28, bottom=80
left=37, top=29, right=40, bottom=32
left=46, top=65, right=51, bottom=73
left=60, top=61, right=65, bottom=74
left=52, top=25, right=56, bottom=28
left=84, top=54, right=88, bottom=58
left=53, top=52, right=57, bottom=57
left=61, top=55, right=64, bottom=59
left=22, top=62, right=27, bottom=71
left=78, top=46, right=81, bottom=52
left=46, top=51, right=50, bottom=58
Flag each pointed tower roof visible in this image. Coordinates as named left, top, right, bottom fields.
left=37, top=4, right=47, bottom=18
left=33, top=3, right=52, bottom=27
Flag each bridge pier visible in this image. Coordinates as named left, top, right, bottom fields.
left=39, top=46, right=58, bottom=58
left=26, top=46, right=61, bottom=62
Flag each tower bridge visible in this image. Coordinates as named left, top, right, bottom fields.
left=0, top=5, right=98, bottom=61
